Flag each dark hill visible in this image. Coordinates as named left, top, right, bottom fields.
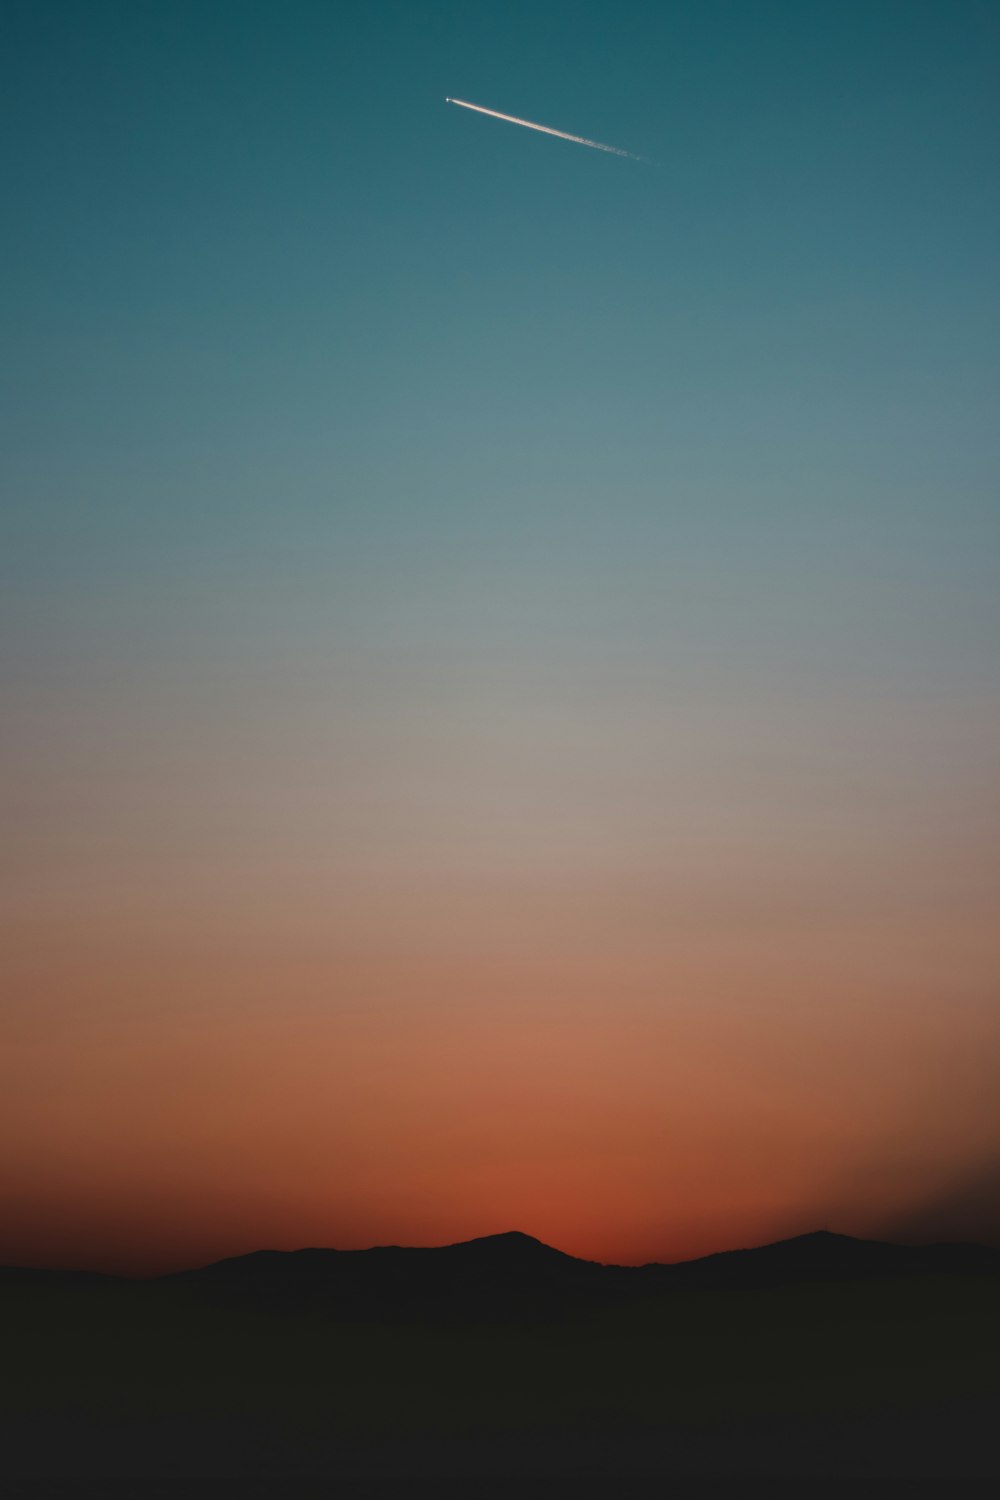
left=168, top=1228, right=1000, bottom=1319
left=3, top=1231, right=997, bottom=1322
left=0, top=1267, right=123, bottom=1288
left=173, top=1229, right=609, bottom=1319
left=4, top=1229, right=999, bottom=1480
left=639, top=1229, right=1000, bottom=1289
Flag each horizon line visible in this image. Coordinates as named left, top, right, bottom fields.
left=6, top=1223, right=996, bottom=1282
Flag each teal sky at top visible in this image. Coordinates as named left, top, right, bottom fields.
left=3, top=0, right=999, bottom=721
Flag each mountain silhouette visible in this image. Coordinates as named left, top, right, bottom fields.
left=0, top=1266, right=121, bottom=1288
left=170, top=1228, right=609, bottom=1319
left=5, top=1227, right=999, bottom=1480
left=3, top=1229, right=996, bottom=1322
left=638, top=1228, right=1000, bottom=1287
left=160, top=1227, right=1000, bottom=1319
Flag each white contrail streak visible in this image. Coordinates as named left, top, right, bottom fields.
left=445, top=97, right=643, bottom=161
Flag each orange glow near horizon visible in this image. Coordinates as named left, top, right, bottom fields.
left=3, top=847, right=997, bottom=1274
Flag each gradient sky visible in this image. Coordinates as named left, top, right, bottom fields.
left=2, top=0, right=999, bottom=1274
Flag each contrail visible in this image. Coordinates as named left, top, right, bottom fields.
left=445, top=97, right=643, bottom=161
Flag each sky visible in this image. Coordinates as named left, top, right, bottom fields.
left=2, top=0, right=998, bottom=1274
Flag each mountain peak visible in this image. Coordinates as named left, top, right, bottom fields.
left=443, top=1230, right=583, bottom=1263
left=460, top=1230, right=548, bottom=1248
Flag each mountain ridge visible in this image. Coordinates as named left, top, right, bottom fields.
left=3, top=1228, right=997, bottom=1300
left=181, top=1226, right=1000, bottom=1275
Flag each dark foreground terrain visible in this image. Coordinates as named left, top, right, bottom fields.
left=2, top=1231, right=998, bottom=1486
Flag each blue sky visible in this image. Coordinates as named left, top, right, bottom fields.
left=2, top=1, right=999, bottom=1265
